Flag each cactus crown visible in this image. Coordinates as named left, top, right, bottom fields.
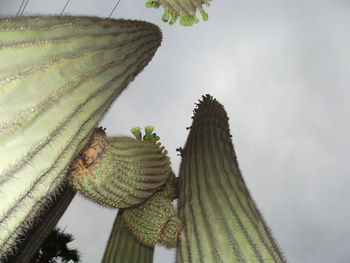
left=146, top=0, right=211, bottom=26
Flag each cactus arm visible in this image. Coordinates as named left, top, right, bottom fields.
left=68, top=128, right=171, bottom=208
left=5, top=184, right=76, bottom=263
left=0, top=16, right=162, bottom=259
left=176, top=95, right=285, bottom=262
left=101, top=210, right=154, bottom=263
left=145, top=0, right=211, bottom=26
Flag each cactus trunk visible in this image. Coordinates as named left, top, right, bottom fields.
left=102, top=210, right=154, bottom=263
left=0, top=16, right=161, bottom=259
left=176, top=95, right=285, bottom=263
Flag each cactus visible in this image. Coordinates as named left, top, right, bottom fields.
left=176, top=95, right=285, bottom=262
left=0, top=11, right=286, bottom=263
left=68, top=127, right=171, bottom=208
left=69, top=126, right=181, bottom=248
left=102, top=210, right=154, bottom=263
left=145, top=0, right=211, bottom=26
left=0, top=16, right=162, bottom=259
left=119, top=127, right=181, bottom=248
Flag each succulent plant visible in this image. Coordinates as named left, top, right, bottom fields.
left=0, top=7, right=286, bottom=262
left=68, top=127, right=172, bottom=208
left=176, top=95, right=285, bottom=263
left=0, top=15, right=162, bottom=259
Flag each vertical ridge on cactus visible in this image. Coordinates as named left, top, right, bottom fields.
left=176, top=95, right=285, bottom=262
left=101, top=210, right=154, bottom=263
left=0, top=16, right=162, bottom=259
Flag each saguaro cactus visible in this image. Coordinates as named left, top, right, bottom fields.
left=0, top=16, right=162, bottom=259
left=176, top=95, right=285, bottom=262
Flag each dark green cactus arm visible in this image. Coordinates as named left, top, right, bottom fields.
left=176, top=95, right=285, bottom=263
left=146, top=0, right=211, bottom=26
left=0, top=16, right=162, bottom=258
left=5, top=184, right=76, bottom=263
left=102, top=210, right=154, bottom=263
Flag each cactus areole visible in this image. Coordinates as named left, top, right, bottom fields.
left=0, top=16, right=162, bottom=259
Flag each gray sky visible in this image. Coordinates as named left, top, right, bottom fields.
left=1, top=0, right=350, bottom=262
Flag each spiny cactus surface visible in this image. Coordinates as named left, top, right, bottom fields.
left=146, top=0, right=211, bottom=26
left=69, top=127, right=171, bottom=208
left=122, top=191, right=182, bottom=248
left=176, top=95, right=285, bottom=263
left=0, top=16, right=162, bottom=259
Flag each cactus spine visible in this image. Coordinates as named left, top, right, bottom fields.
left=176, top=95, right=285, bottom=262
left=102, top=210, right=154, bottom=263
left=0, top=16, right=162, bottom=259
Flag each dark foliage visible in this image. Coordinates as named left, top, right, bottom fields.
left=30, top=228, right=80, bottom=263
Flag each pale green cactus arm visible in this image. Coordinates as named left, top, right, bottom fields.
left=0, top=16, right=162, bottom=259
left=146, top=0, right=211, bottom=26
left=176, top=95, right=285, bottom=262
left=102, top=210, right=154, bottom=263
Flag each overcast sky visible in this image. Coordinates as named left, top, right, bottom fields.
left=1, top=0, right=349, bottom=262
